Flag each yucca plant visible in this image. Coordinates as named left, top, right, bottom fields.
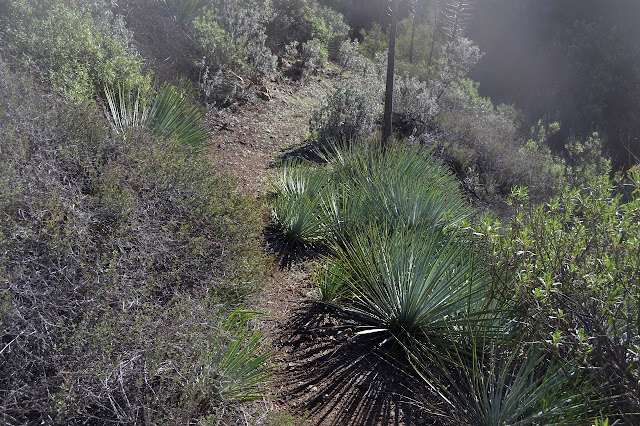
left=271, top=160, right=330, bottom=200
left=104, top=82, right=209, bottom=150
left=104, top=82, right=150, bottom=137
left=323, top=142, right=472, bottom=242
left=409, top=339, right=607, bottom=425
left=332, top=224, right=492, bottom=345
left=369, top=171, right=471, bottom=230
left=211, top=308, right=273, bottom=401
left=312, top=259, right=349, bottom=302
left=322, top=183, right=372, bottom=243
left=269, top=162, right=331, bottom=266
left=148, top=83, right=210, bottom=150
left=327, top=141, right=463, bottom=198
left=182, top=308, right=272, bottom=407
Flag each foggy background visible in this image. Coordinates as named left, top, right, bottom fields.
left=322, top=0, right=640, bottom=168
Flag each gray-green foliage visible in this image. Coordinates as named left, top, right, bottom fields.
left=267, top=0, right=349, bottom=51
left=193, top=0, right=276, bottom=105
left=271, top=139, right=617, bottom=420
left=310, top=82, right=381, bottom=144
left=394, top=74, right=438, bottom=122
left=199, top=0, right=276, bottom=75
left=1, top=0, right=150, bottom=102
left=337, top=39, right=388, bottom=82
left=302, top=38, right=329, bottom=71
left=0, top=62, right=271, bottom=424
left=437, top=86, right=564, bottom=200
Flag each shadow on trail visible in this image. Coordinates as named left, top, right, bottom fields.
left=270, top=139, right=329, bottom=167
left=276, top=301, right=453, bottom=425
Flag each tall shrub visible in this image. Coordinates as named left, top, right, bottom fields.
left=478, top=171, right=640, bottom=419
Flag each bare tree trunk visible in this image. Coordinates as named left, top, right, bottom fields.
left=382, top=0, right=399, bottom=146
left=373, top=16, right=381, bottom=55
left=451, top=0, right=462, bottom=39
left=428, top=0, right=439, bottom=68
left=409, top=10, right=417, bottom=64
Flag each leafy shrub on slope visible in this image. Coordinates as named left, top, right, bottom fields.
left=0, top=62, right=271, bottom=424
left=477, top=172, right=640, bottom=420
left=1, top=0, right=149, bottom=102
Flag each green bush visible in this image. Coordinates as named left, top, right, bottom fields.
left=477, top=170, right=640, bottom=419
left=196, top=0, right=275, bottom=75
left=192, top=0, right=275, bottom=105
left=194, top=8, right=249, bottom=73
left=564, top=132, right=612, bottom=188
left=360, top=17, right=435, bottom=71
left=310, top=82, right=381, bottom=144
left=1, top=0, right=150, bottom=102
left=302, top=38, right=328, bottom=71
left=359, top=21, right=389, bottom=57
left=325, top=143, right=472, bottom=235
left=436, top=84, right=563, bottom=200
left=267, top=0, right=348, bottom=53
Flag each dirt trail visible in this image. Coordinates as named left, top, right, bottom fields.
left=207, top=73, right=336, bottom=420
left=209, top=76, right=332, bottom=198
left=208, top=72, right=437, bottom=426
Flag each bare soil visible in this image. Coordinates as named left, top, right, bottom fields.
left=207, top=70, right=453, bottom=426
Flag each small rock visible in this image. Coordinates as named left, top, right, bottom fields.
left=257, top=86, right=272, bottom=101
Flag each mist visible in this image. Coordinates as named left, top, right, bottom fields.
left=468, top=0, right=640, bottom=167
left=322, top=0, right=640, bottom=167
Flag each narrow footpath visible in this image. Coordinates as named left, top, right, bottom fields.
left=208, top=71, right=440, bottom=426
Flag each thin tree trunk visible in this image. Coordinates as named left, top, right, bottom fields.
left=373, top=10, right=383, bottom=55
left=451, top=0, right=462, bottom=40
left=409, top=11, right=416, bottom=64
left=428, top=0, right=439, bottom=68
left=382, top=0, right=399, bottom=146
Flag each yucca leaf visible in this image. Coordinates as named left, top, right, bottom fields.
left=409, top=339, right=609, bottom=425
left=321, top=143, right=472, bottom=243
left=333, top=224, right=491, bottom=341
left=269, top=161, right=332, bottom=265
left=104, top=82, right=209, bottom=150
left=207, top=308, right=272, bottom=402
left=104, top=82, right=149, bottom=137
left=313, top=259, right=350, bottom=302
left=148, top=83, right=209, bottom=150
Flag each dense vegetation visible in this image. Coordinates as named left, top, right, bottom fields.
left=1, top=0, right=639, bottom=424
